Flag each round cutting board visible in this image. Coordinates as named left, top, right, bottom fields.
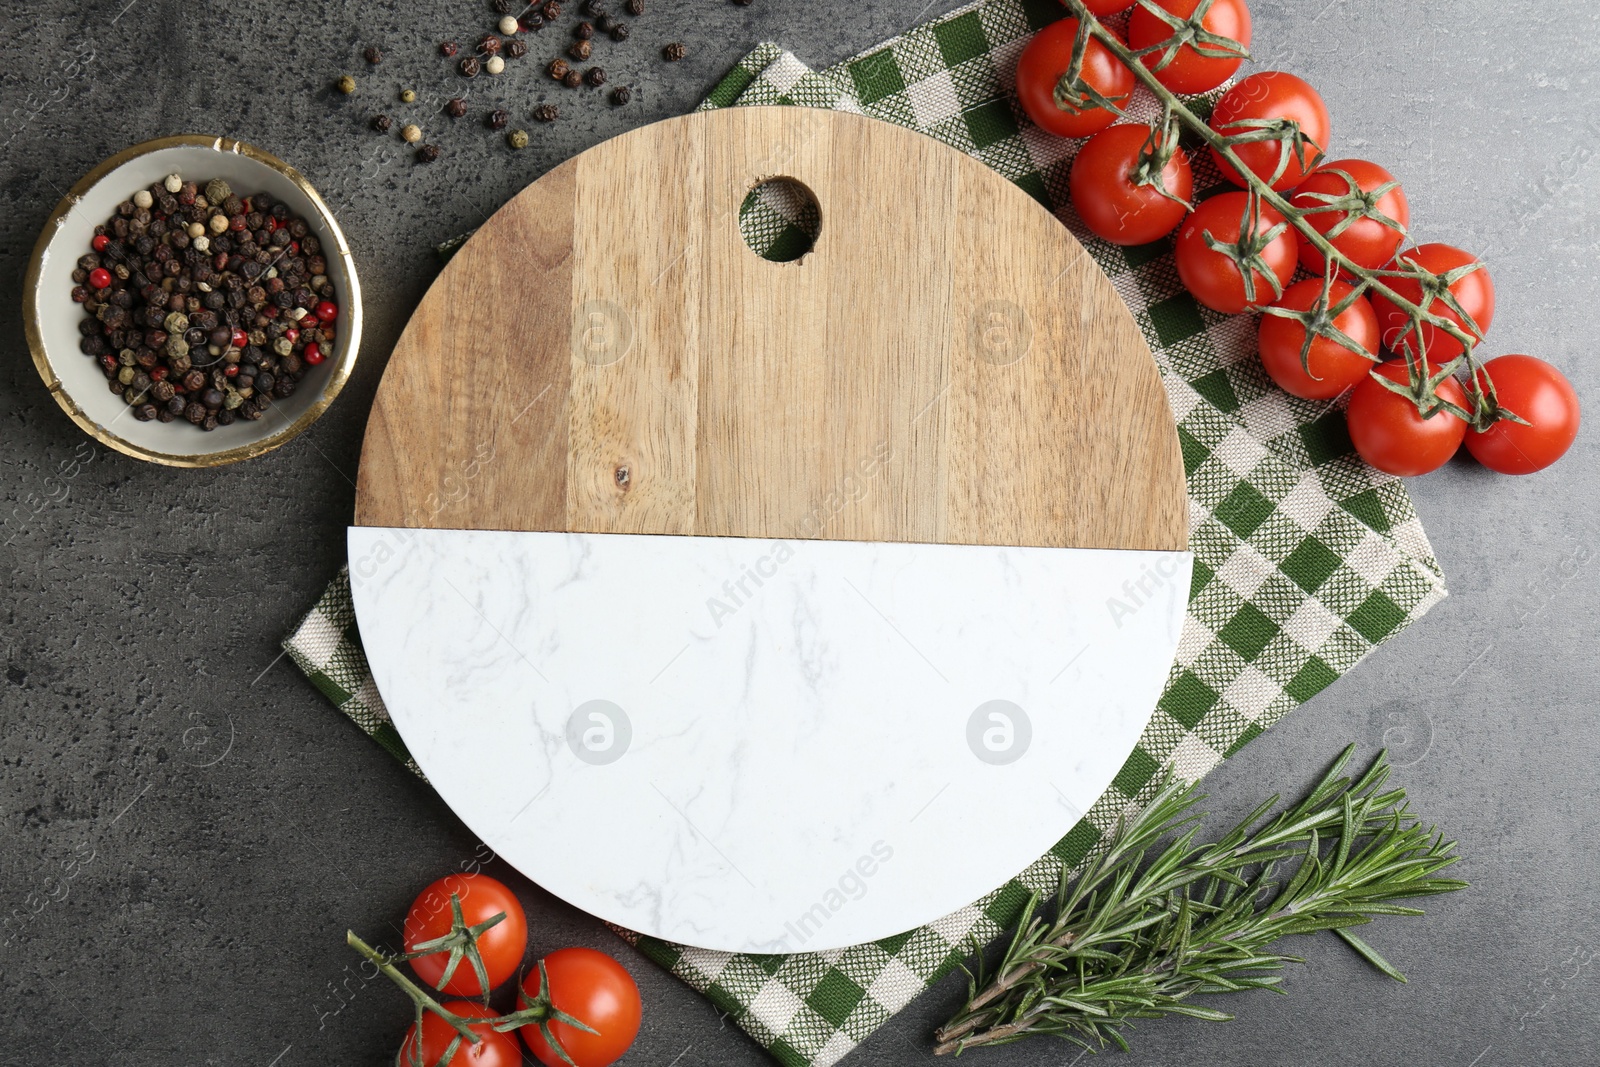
left=351, top=107, right=1189, bottom=952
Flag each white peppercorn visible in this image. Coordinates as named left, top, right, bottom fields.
left=498, top=15, right=519, bottom=34
left=133, top=189, right=153, bottom=209
left=485, top=55, right=506, bottom=75
left=401, top=123, right=422, bottom=143
left=164, top=174, right=183, bottom=194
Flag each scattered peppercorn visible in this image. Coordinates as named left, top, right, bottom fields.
left=625, top=0, right=644, bottom=13
left=364, top=45, right=384, bottom=64
left=732, top=0, right=753, bottom=5
left=610, top=85, right=631, bottom=105
left=533, top=103, right=559, bottom=121
left=508, top=129, right=530, bottom=149
left=372, top=114, right=393, bottom=132
left=485, top=55, right=506, bottom=74
left=506, top=37, right=528, bottom=59
left=336, top=74, right=357, bottom=94
left=610, top=22, right=629, bottom=40
left=487, top=108, right=511, bottom=130
left=542, top=1, right=562, bottom=18
left=569, top=39, right=592, bottom=61
left=479, top=34, right=502, bottom=55
left=401, top=123, right=422, bottom=143
left=585, top=66, right=606, bottom=86
left=72, top=177, right=335, bottom=432
left=444, top=98, right=466, bottom=118
left=581, top=0, right=606, bottom=14
left=399, top=88, right=417, bottom=103
left=460, top=55, right=481, bottom=76
left=494, top=0, right=514, bottom=11
left=440, top=40, right=460, bottom=56
left=417, top=144, right=441, bottom=163
left=663, top=42, right=686, bottom=61
left=498, top=15, right=520, bottom=35
left=521, top=13, right=545, bottom=31
left=562, top=69, right=583, bottom=88
left=596, top=13, right=617, bottom=31
left=575, top=20, right=595, bottom=38
left=548, top=58, right=571, bottom=79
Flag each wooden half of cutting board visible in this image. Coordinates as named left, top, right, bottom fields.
left=355, top=106, right=1187, bottom=553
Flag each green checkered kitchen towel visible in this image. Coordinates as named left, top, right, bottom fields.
left=286, top=2, right=1448, bottom=1063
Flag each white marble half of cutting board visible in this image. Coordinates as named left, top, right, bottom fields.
left=350, top=526, right=1190, bottom=953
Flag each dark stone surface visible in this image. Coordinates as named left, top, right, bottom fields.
left=1, top=1, right=1596, bottom=1064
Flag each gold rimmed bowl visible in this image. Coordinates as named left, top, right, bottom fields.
left=23, top=135, right=362, bottom=467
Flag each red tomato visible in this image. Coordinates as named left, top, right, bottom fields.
left=1082, top=0, right=1136, bottom=12
left=1128, top=0, right=1252, bottom=95
left=1174, top=192, right=1298, bottom=314
left=1346, top=361, right=1468, bottom=476
left=404, top=873, right=528, bottom=997
left=1209, top=72, right=1331, bottom=192
left=1464, top=355, right=1581, bottom=474
left=1258, top=279, right=1380, bottom=400
left=1370, top=244, right=1495, bottom=361
left=1290, top=159, right=1410, bottom=273
left=1068, top=124, right=1194, bottom=245
left=400, top=1001, right=522, bottom=1067
left=520, top=948, right=642, bottom=1067
left=1015, top=18, right=1135, bottom=139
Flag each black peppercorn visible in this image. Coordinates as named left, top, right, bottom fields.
left=569, top=39, right=592, bottom=61
left=582, top=0, right=606, bottom=13
left=585, top=66, right=606, bottom=86
left=479, top=34, right=502, bottom=55
left=505, top=37, right=528, bottom=58
left=447, top=98, right=468, bottom=118
left=609, top=21, right=629, bottom=39
left=575, top=20, right=594, bottom=39
left=418, top=144, right=441, bottom=163
left=440, top=40, right=459, bottom=56
left=364, top=45, right=383, bottom=64
left=597, top=13, right=617, bottom=31
left=184, top=401, right=207, bottom=425
left=562, top=69, right=583, bottom=88
left=521, top=14, right=545, bottom=31
left=663, top=42, right=686, bottom=61
left=493, top=0, right=513, bottom=11
left=732, top=0, right=753, bottom=4
left=610, top=85, right=631, bottom=105
left=371, top=114, right=392, bottom=132
left=487, top=108, right=510, bottom=130
left=460, top=56, right=481, bottom=76
left=548, top=58, right=571, bottom=80
left=533, top=103, right=559, bottom=122
left=542, top=0, right=562, bottom=18
left=625, top=0, right=644, bottom=13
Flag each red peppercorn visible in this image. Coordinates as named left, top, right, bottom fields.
left=289, top=241, right=300, bottom=254
left=230, top=327, right=248, bottom=349
left=150, top=366, right=168, bottom=381
left=315, top=301, right=338, bottom=322
left=92, top=234, right=109, bottom=252
left=225, top=364, right=240, bottom=377
left=303, top=343, right=325, bottom=365
left=284, top=326, right=300, bottom=343
left=89, top=267, right=112, bottom=289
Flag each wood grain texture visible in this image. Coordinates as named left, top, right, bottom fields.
left=355, top=107, right=1187, bottom=553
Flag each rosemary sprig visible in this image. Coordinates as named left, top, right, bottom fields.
left=933, top=746, right=1467, bottom=1055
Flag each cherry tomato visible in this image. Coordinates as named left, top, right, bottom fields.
left=1258, top=279, right=1380, bottom=400
left=404, top=873, right=528, bottom=997
left=1128, top=0, right=1252, bottom=95
left=1015, top=18, right=1135, bottom=139
left=1209, top=72, right=1331, bottom=192
left=1370, top=243, right=1495, bottom=361
left=400, top=1001, right=522, bottom=1067
left=1069, top=124, right=1194, bottom=246
left=519, top=948, right=642, bottom=1067
left=1081, top=0, right=1137, bottom=13
left=1346, top=361, right=1468, bottom=477
left=88, top=267, right=112, bottom=290
left=1289, top=159, right=1410, bottom=273
left=1174, top=191, right=1298, bottom=314
left=1464, top=355, right=1581, bottom=475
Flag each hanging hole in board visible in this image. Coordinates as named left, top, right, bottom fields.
left=739, top=177, right=821, bottom=263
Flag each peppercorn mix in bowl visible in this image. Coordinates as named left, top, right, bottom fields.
left=24, top=135, right=362, bottom=467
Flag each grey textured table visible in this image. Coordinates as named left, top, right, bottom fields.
left=2, top=1, right=1597, bottom=1064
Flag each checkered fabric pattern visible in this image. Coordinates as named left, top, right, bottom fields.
left=285, top=3, right=1448, bottom=1064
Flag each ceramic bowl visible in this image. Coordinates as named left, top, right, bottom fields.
left=23, top=135, right=362, bottom=467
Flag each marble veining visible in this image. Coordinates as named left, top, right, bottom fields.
left=348, top=527, right=1191, bottom=953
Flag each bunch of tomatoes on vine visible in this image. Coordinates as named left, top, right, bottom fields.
left=346, top=871, right=643, bottom=1067
left=1018, top=0, right=1579, bottom=477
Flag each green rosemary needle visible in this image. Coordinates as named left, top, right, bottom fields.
left=933, top=746, right=1467, bottom=1055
